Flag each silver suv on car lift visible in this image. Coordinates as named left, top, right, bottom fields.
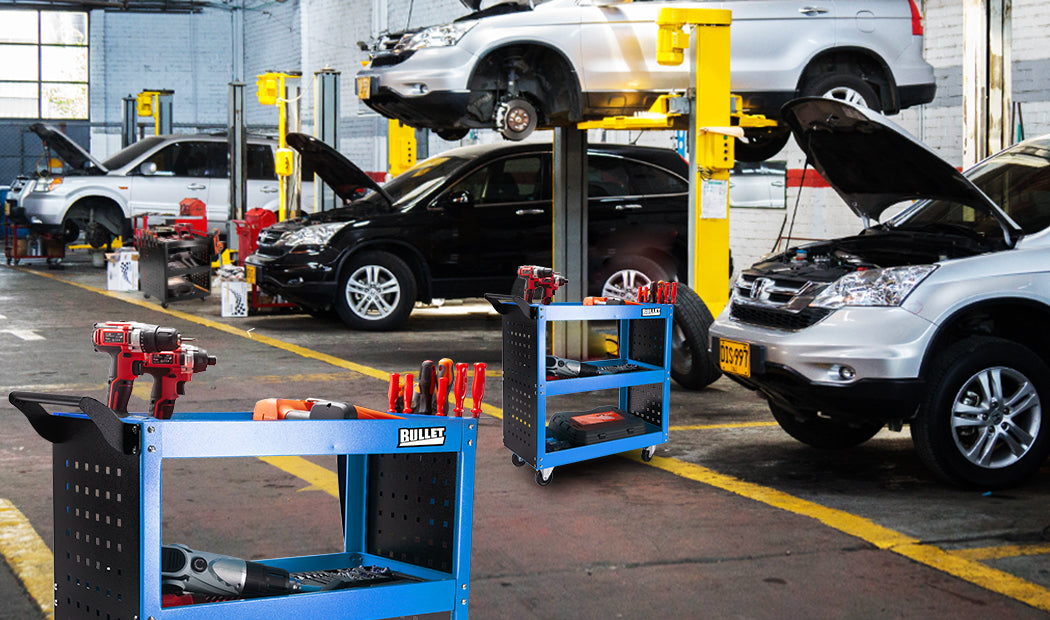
left=710, top=98, right=1050, bottom=489
left=357, top=0, right=935, bottom=161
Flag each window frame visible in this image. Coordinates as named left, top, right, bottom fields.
left=0, top=10, right=89, bottom=120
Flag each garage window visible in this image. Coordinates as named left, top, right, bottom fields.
left=0, top=11, right=89, bottom=119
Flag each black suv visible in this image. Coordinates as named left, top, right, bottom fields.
left=248, top=133, right=700, bottom=322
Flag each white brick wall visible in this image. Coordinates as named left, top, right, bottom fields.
left=88, top=9, right=233, bottom=158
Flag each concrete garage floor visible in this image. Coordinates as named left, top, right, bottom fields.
left=1, top=251, right=1050, bottom=619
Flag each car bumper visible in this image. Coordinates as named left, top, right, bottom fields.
left=17, top=189, right=65, bottom=227
left=358, top=48, right=481, bottom=129
left=245, top=253, right=339, bottom=310
left=709, top=305, right=936, bottom=419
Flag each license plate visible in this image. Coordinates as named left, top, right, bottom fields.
left=356, top=76, right=371, bottom=100
left=245, top=264, right=256, bottom=285
left=719, top=338, right=751, bottom=377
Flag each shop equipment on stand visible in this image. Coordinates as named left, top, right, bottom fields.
left=487, top=292, right=672, bottom=485
left=10, top=392, right=477, bottom=619
left=137, top=227, right=215, bottom=307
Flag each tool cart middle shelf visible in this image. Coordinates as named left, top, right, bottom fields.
left=487, top=294, right=673, bottom=485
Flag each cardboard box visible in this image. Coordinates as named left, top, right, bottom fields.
left=221, top=280, right=249, bottom=317
left=106, top=251, right=139, bottom=291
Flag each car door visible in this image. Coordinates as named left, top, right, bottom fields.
left=432, top=153, right=551, bottom=295
left=588, top=153, right=689, bottom=269
left=720, top=0, right=839, bottom=94
left=245, top=142, right=281, bottom=212
left=128, top=140, right=211, bottom=219
left=577, top=1, right=682, bottom=94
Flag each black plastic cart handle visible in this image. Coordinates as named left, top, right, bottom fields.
left=8, top=391, right=140, bottom=455
left=484, top=293, right=534, bottom=319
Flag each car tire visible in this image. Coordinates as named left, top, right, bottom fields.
left=769, top=401, right=883, bottom=449
left=437, top=128, right=469, bottom=141
left=802, top=73, right=881, bottom=110
left=600, top=256, right=670, bottom=301
left=670, top=284, right=722, bottom=390
left=496, top=98, right=538, bottom=141
left=910, top=336, right=1050, bottom=488
left=61, top=219, right=80, bottom=244
left=85, top=222, right=113, bottom=249
left=335, top=251, right=417, bottom=331
left=735, top=126, right=791, bottom=163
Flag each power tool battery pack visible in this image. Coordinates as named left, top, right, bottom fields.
left=549, top=407, right=647, bottom=446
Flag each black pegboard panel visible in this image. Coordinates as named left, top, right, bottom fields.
left=627, top=383, right=664, bottom=427
left=367, top=453, right=458, bottom=573
left=501, top=314, right=538, bottom=465
left=627, top=317, right=666, bottom=367
left=53, top=417, right=140, bottom=620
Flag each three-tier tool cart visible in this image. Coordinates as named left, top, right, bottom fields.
left=10, top=392, right=478, bottom=619
left=487, top=294, right=672, bottom=485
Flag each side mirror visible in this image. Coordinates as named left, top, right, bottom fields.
left=439, top=190, right=474, bottom=213
left=139, top=161, right=157, bottom=176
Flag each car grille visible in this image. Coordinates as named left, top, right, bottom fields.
left=254, top=229, right=289, bottom=258
left=728, top=272, right=832, bottom=331
left=729, top=303, right=832, bottom=330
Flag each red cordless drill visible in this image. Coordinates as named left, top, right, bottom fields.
left=513, top=265, right=568, bottom=305
left=92, top=322, right=182, bottom=414
left=140, top=343, right=217, bottom=419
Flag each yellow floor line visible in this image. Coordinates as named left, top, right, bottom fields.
left=0, top=499, right=54, bottom=620
left=670, top=421, right=778, bottom=431
left=258, top=456, right=341, bottom=497
left=15, top=266, right=1050, bottom=612
left=951, top=542, right=1050, bottom=562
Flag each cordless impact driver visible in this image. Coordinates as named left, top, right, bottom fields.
left=141, top=343, right=217, bottom=419
left=92, top=321, right=181, bottom=414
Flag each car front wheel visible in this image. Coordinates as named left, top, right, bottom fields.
left=335, top=251, right=417, bottom=331
left=496, top=98, right=538, bottom=141
left=769, top=401, right=883, bottom=449
left=911, top=336, right=1050, bottom=488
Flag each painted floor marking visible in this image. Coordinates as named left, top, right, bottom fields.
left=13, top=266, right=1050, bottom=613
left=0, top=499, right=55, bottom=619
left=2, top=329, right=44, bottom=341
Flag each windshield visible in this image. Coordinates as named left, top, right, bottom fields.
left=355, top=155, right=468, bottom=210
left=102, top=136, right=166, bottom=170
left=891, top=143, right=1050, bottom=238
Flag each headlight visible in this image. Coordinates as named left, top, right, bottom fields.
left=277, top=222, right=346, bottom=250
left=33, top=178, right=62, bottom=192
left=394, top=21, right=476, bottom=53
left=811, top=265, right=937, bottom=309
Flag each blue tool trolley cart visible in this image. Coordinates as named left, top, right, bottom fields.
left=486, top=294, right=672, bottom=486
left=10, top=392, right=477, bottom=619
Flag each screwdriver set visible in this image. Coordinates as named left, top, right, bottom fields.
left=388, top=359, right=487, bottom=417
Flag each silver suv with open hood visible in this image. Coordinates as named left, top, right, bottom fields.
left=10, top=124, right=283, bottom=247
left=710, top=97, right=1050, bottom=488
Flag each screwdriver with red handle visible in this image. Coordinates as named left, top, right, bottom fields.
left=470, top=363, right=486, bottom=418
left=453, top=362, right=469, bottom=417
left=402, top=373, right=414, bottom=414
left=387, top=373, right=401, bottom=414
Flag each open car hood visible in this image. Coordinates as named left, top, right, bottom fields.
left=780, top=98, right=1022, bottom=240
left=286, top=133, right=392, bottom=207
left=30, top=123, right=107, bottom=174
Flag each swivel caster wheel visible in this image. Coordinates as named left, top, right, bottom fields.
left=641, top=446, right=657, bottom=462
left=511, top=454, right=526, bottom=467
left=535, top=467, right=554, bottom=487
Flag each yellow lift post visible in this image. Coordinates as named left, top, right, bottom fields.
left=388, top=119, right=417, bottom=178
left=580, top=8, right=776, bottom=316
left=135, top=89, right=174, bottom=136
left=256, top=72, right=301, bottom=222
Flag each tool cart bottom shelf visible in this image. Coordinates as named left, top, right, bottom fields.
left=511, top=422, right=664, bottom=486
left=161, top=551, right=462, bottom=617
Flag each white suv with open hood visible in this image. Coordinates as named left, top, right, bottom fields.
left=10, top=124, right=282, bottom=247
left=710, top=98, right=1050, bottom=489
